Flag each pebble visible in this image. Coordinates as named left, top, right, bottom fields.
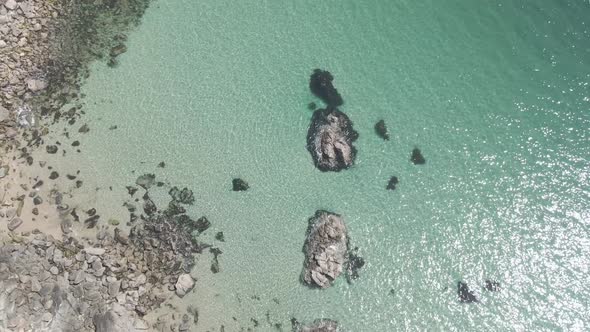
left=4, top=0, right=17, bottom=10
left=84, top=247, right=105, bottom=256
left=7, top=217, right=22, bottom=231
left=49, top=266, right=58, bottom=275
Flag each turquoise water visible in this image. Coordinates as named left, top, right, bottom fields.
left=43, top=0, right=590, bottom=330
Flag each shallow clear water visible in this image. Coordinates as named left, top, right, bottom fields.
left=41, top=0, right=590, bottom=330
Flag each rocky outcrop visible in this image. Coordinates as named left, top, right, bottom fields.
left=309, top=69, right=343, bottom=107
left=232, top=178, right=249, bottom=191
left=292, top=318, right=340, bottom=332
left=301, top=211, right=348, bottom=288
left=306, top=107, right=358, bottom=172
left=386, top=176, right=399, bottom=190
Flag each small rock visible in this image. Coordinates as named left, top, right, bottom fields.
left=4, top=0, right=17, bottom=11
left=232, top=178, right=249, bottom=191
left=411, top=148, right=426, bottom=165
left=386, top=176, right=399, bottom=190
left=7, top=217, right=22, bottom=231
left=26, top=78, right=47, bottom=92
left=110, top=44, right=127, bottom=57
left=78, top=124, right=89, bottom=133
left=485, top=280, right=501, bottom=292
left=33, top=196, right=43, bottom=205
left=49, top=171, right=59, bottom=180
left=46, top=145, right=58, bottom=154
left=49, top=266, right=59, bottom=275
left=0, top=165, right=8, bottom=178
left=136, top=174, right=155, bottom=190
left=215, top=232, right=225, bottom=242
left=133, top=319, right=149, bottom=330
left=0, top=105, right=10, bottom=122
left=458, top=281, right=478, bottom=303
left=84, top=247, right=105, bottom=256
left=175, top=274, right=195, bottom=298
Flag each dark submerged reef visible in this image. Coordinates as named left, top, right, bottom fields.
left=374, top=119, right=389, bottom=140
left=411, top=147, right=426, bottom=165
left=309, top=69, right=343, bottom=107
left=457, top=281, right=478, bottom=303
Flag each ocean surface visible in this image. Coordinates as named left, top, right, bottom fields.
left=40, top=0, right=590, bottom=330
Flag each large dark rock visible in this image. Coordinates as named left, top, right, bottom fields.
left=292, top=318, right=339, bottom=332
left=301, top=211, right=348, bottom=288
left=307, top=107, right=358, bottom=172
left=374, top=120, right=389, bottom=140
left=309, top=69, right=343, bottom=107
left=457, top=281, right=478, bottom=303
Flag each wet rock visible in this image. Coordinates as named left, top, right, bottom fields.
left=458, top=281, right=478, bottom=303
left=308, top=102, right=317, bottom=110
left=46, top=145, right=58, bottom=154
left=169, top=187, right=195, bottom=205
left=309, top=69, right=343, bottom=106
left=301, top=211, right=348, bottom=288
left=7, top=217, right=23, bottom=231
left=374, top=119, right=389, bottom=140
left=411, top=148, right=426, bottom=165
left=136, top=174, right=155, bottom=190
left=292, top=318, right=339, bottom=332
left=33, top=180, right=44, bottom=189
left=78, top=124, right=89, bottom=133
left=485, top=280, right=500, bottom=292
left=386, top=176, right=399, bottom=190
left=71, top=141, right=80, bottom=146
left=158, top=161, right=165, bottom=168
left=175, top=274, right=195, bottom=298
left=86, top=208, right=96, bottom=216
left=33, top=196, right=43, bottom=205
left=232, top=178, right=249, bottom=191
left=126, top=186, right=138, bottom=196
left=307, top=107, right=358, bottom=172
left=49, top=171, right=59, bottom=180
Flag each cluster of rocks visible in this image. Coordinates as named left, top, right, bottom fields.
left=301, top=210, right=363, bottom=289
left=0, top=194, right=207, bottom=332
left=457, top=280, right=500, bottom=304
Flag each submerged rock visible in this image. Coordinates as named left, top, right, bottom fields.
left=309, top=69, right=343, bottom=107
left=374, top=119, right=389, bottom=140
left=457, top=281, right=478, bottom=303
left=346, top=247, right=365, bottom=283
left=232, top=178, right=249, bottom=191
left=485, top=280, right=501, bottom=292
left=46, top=145, right=58, bottom=154
left=411, top=148, right=426, bottom=165
left=292, top=318, right=339, bottom=332
left=307, top=107, right=358, bottom=172
left=386, top=176, right=399, bottom=190
left=301, top=211, right=348, bottom=288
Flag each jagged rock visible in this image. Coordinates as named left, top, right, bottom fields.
left=232, top=178, right=249, bottom=191
left=386, top=176, right=399, bottom=190
left=136, top=174, right=155, bottom=190
left=411, top=148, right=426, bottom=165
left=458, top=281, right=478, bottom=303
left=26, top=78, right=47, bottom=92
left=175, top=274, right=195, bottom=298
left=307, top=107, right=358, bottom=172
left=374, top=119, right=389, bottom=140
left=485, top=280, right=500, bottom=292
left=292, top=318, right=339, bottom=332
left=301, top=211, right=348, bottom=288
left=309, top=69, right=343, bottom=106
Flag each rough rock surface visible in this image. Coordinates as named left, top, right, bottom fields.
left=309, top=69, right=343, bottom=107
left=301, top=211, right=348, bottom=288
left=306, top=107, right=358, bottom=172
left=457, top=281, right=478, bottom=303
